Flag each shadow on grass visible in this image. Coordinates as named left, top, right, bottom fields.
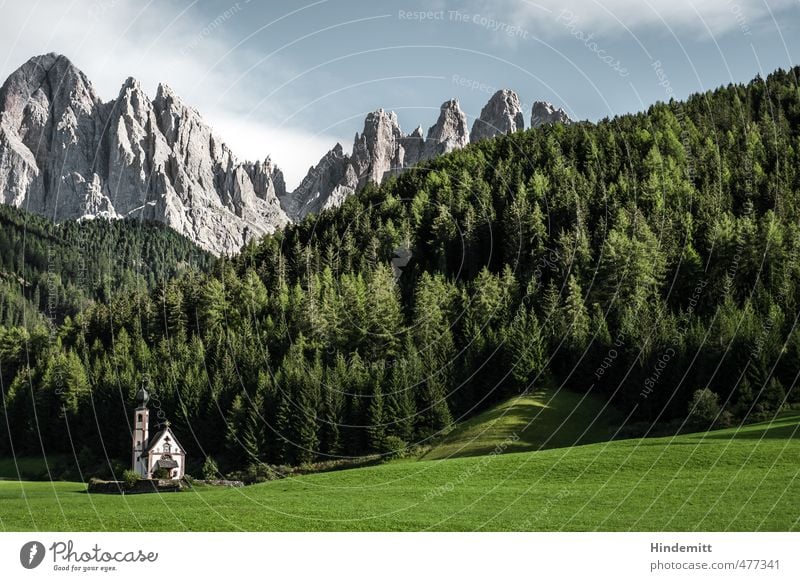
left=426, top=390, right=622, bottom=460
left=700, top=417, right=800, bottom=441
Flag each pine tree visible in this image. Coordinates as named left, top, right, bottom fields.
left=505, top=306, right=545, bottom=393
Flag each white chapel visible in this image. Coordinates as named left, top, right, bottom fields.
left=131, top=385, right=186, bottom=480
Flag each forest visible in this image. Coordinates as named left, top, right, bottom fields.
left=0, top=204, right=214, bottom=327
left=1, top=67, right=799, bottom=477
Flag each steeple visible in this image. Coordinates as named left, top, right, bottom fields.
left=131, top=380, right=151, bottom=477
left=135, top=384, right=149, bottom=409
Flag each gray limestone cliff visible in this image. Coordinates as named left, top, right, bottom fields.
left=470, top=89, right=525, bottom=142
left=0, top=53, right=287, bottom=255
left=284, top=99, right=470, bottom=221
left=530, top=101, right=572, bottom=128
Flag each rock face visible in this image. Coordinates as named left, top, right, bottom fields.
left=470, top=89, right=525, bottom=143
left=0, top=52, right=106, bottom=219
left=350, top=109, right=405, bottom=187
left=278, top=143, right=355, bottom=220
left=284, top=99, right=469, bottom=221
left=0, top=54, right=287, bottom=255
left=425, top=99, right=470, bottom=158
left=531, top=101, right=572, bottom=128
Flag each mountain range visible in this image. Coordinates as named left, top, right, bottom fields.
left=0, top=54, right=572, bottom=254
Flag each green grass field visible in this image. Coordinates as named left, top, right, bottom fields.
left=423, top=387, right=622, bottom=460
left=1, top=411, right=798, bottom=531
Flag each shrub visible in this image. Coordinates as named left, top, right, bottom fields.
left=202, top=456, right=219, bottom=480
left=226, top=463, right=287, bottom=484
left=380, top=436, right=408, bottom=460
left=753, top=378, right=786, bottom=421
left=122, top=469, right=140, bottom=489
left=688, top=388, right=721, bottom=427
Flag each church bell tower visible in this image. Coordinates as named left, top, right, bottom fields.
left=131, top=384, right=150, bottom=478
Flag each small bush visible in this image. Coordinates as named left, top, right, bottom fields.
left=688, top=388, right=721, bottom=428
left=122, top=469, right=140, bottom=489
left=227, top=463, right=285, bottom=484
left=380, top=436, right=408, bottom=460
left=202, top=456, right=219, bottom=480
left=753, top=378, right=786, bottom=421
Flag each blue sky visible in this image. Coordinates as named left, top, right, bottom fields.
left=0, top=0, right=797, bottom=188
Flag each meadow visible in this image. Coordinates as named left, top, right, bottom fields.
left=422, top=386, right=623, bottom=460
left=1, top=411, right=797, bottom=532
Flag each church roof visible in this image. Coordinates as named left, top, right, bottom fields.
left=155, top=458, right=179, bottom=469
left=135, top=386, right=150, bottom=407
left=143, top=423, right=186, bottom=455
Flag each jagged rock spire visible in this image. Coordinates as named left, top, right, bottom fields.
left=470, top=89, right=525, bottom=142
left=0, top=53, right=288, bottom=255
left=531, top=101, right=572, bottom=128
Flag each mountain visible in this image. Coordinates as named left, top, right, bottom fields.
left=469, top=89, right=525, bottom=143
left=282, top=101, right=471, bottom=221
left=0, top=53, right=288, bottom=255
left=4, top=62, right=798, bottom=473
left=284, top=93, right=575, bottom=221
left=0, top=53, right=573, bottom=250
left=530, top=101, right=572, bottom=127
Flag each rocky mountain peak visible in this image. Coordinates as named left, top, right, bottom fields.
left=279, top=142, right=353, bottom=221
left=531, top=101, right=572, bottom=128
left=115, top=76, right=151, bottom=118
left=425, top=99, right=469, bottom=158
left=470, top=89, right=525, bottom=143
left=245, top=156, right=285, bottom=200
left=350, top=108, right=405, bottom=186
left=285, top=99, right=473, bottom=221
left=0, top=54, right=288, bottom=255
left=121, top=76, right=141, bottom=90
left=0, top=53, right=97, bottom=114
left=0, top=53, right=100, bottom=139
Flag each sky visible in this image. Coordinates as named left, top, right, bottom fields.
left=0, top=0, right=797, bottom=189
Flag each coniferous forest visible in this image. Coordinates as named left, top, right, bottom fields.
left=2, top=67, right=800, bottom=477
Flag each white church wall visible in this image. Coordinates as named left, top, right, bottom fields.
left=146, top=429, right=186, bottom=480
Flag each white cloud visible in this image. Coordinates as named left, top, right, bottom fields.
left=209, top=113, right=338, bottom=189
left=0, top=0, right=335, bottom=189
left=469, top=0, right=793, bottom=39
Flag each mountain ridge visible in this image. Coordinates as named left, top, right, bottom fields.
left=0, top=53, right=573, bottom=252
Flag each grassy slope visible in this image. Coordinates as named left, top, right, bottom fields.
left=423, top=387, right=623, bottom=460
left=1, top=413, right=798, bottom=532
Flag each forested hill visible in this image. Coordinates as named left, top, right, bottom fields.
left=0, top=204, right=215, bottom=327
left=2, top=67, right=800, bottom=478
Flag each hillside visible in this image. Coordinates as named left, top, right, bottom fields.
left=0, top=203, right=214, bottom=326
left=423, top=387, right=623, bottom=460
left=2, top=66, right=800, bottom=473
left=1, top=413, right=797, bottom=531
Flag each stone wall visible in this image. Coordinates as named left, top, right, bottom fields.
left=87, top=478, right=184, bottom=495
